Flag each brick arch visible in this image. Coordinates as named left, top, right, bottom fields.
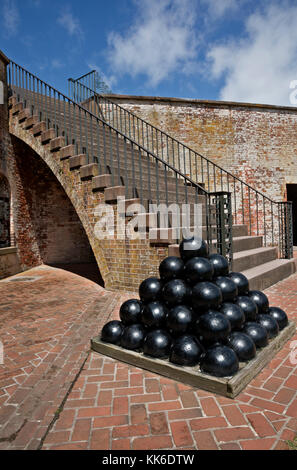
left=9, top=124, right=111, bottom=287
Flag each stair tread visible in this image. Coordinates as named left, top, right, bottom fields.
left=233, top=246, right=277, bottom=260
left=242, top=258, right=295, bottom=279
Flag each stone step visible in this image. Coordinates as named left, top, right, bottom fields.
left=80, top=163, right=99, bottom=180
left=8, top=95, right=17, bottom=108
left=60, top=144, right=76, bottom=160
left=168, top=235, right=263, bottom=256
left=23, top=115, right=39, bottom=130
left=92, top=174, right=113, bottom=191
left=50, top=136, right=65, bottom=152
left=243, top=258, right=297, bottom=291
left=31, top=121, right=46, bottom=136
left=232, top=235, right=263, bottom=253
left=41, top=128, right=56, bottom=145
left=18, top=108, right=31, bottom=123
left=11, top=102, right=23, bottom=115
left=104, top=185, right=125, bottom=203
left=69, top=154, right=87, bottom=170
left=233, top=246, right=278, bottom=272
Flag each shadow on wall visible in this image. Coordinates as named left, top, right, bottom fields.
left=12, top=135, right=104, bottom=287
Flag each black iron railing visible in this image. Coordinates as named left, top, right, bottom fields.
left=8, top=61, right=234, bottom=262
left=68, top=77, right=293, bottom=260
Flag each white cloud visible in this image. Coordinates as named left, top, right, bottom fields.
left=57, top=8, right=83, bottom=40
left=207, top=3, right=297, bottom=105
left=107, top=0, right=199, bottom=87
left=51, top=59, right=63, bottom=69
left=202, top=0, right=239, bottom=18
left=2, top=0, right=20, bottom=37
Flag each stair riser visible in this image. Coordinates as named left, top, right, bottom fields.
left=233, top=248, right=278, bottom=272
left=247, top=261, right=296, bottom=291
left=232, top=236, right=263, bottom=253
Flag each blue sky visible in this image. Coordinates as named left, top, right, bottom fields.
left=1, top=0, right=297, bottom=105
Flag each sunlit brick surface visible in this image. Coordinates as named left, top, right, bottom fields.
left=0, top=265, right=296, bottom=450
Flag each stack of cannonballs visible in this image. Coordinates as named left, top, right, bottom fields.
left=101, top=237, right=289, bottom=378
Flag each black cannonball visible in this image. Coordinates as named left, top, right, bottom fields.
left=200, top=344, right=239, bottom=377
left=120, top=299, right=143, bottom=325
left=159, top=256, right=184, bottom=281
left=214, top=276, right=238, bottom=302
left=162, top=279, right=189, bottom=306
left=236, top=296, right=258, bottom=321
left=120, top=324, right=146, bottom=351
left=209, top=253, right=229, bottom=277
left=192, top=281, right=223, bottom=312
left=179, top=237, right=208, bottom=261
left=268, top=307, right=288, bottom=331
left=226, top=332, right=256, bottom=362
left=143, top=329, right=172, bottom=358
left=170, top=335, right=204, bottom=366
left=101, top=320, right=124, bottom=345
left=184, top=257, right=214, bottom=285
left=142, top=301, right=168, bottom=329
left=243, top=322, right=268, bottom=348
left=139, top=277, right=162, bottom=302
left=249, top=290, right=269, bottom=313
left=257, top=314, right=279, bottom=339
left=219, top=302, right=246, bottom=330
left=229, top=272, right=249, bottom=295
left=195, top=310, right=231, bottom=344
left=166, top=305, right=193, bottom=335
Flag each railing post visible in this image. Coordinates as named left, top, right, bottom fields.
left=209, top=191, right=233, bottom=268
left=280, top=202, right=293, bottom=259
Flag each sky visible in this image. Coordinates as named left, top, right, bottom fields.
left=1, top=0, right=297, bottom=106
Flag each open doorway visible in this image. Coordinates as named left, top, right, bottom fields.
left=287, top=184, right=297, bottom=246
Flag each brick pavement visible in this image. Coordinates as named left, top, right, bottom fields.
left=0, top=265, right=297, bottom=450
left=0, top=265, right=119, bottom=450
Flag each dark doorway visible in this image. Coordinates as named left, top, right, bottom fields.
left=287, top=184, right=297, bottom=246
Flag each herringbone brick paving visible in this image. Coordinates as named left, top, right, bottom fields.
left=0, top=265, right=296, bottom=450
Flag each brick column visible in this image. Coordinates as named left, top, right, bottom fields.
left=0, top=50, right=9, bottom=136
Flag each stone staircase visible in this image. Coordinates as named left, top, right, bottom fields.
left=8, top=86, right=296, bottom=291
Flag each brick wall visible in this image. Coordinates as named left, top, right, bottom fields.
left=0, top=247, right=21, bottom=279
left=105, top=95, right=297, bottom=201
left=12, top=137, right=94, bottom=265
left=8, top=109, right=168, bottom=290
left=0, top=51, right=23, bottom=277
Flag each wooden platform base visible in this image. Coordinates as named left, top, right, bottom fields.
left=91, top=321, right=296, bottom=398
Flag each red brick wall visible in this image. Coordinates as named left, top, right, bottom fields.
left=106, top=95, right=297, bottom=202
left=12, top=137, right=94, bottom=265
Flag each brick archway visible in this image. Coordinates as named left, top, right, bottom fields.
left=9, top=130, right=107, bottom=286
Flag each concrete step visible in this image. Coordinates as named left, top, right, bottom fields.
left=18, top=108, right=31, bottom=123
left=168, top=235, right=263, bottom=255
left=233, top=246, right=278, bottom=272
left=231, top=235, right=263, bottom=253
left=243, top=258, right=296, bottom=291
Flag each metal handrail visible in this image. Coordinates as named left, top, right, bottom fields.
left=69, top=77, right=294, bottom=259
left=69, top=78, right=286, bottom=205
left=8, top=60, right=236, bottom=262
left=8, top=61, right=206, bottom=193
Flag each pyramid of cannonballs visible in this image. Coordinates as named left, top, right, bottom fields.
left=101, top=237, right=289, bottom=378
